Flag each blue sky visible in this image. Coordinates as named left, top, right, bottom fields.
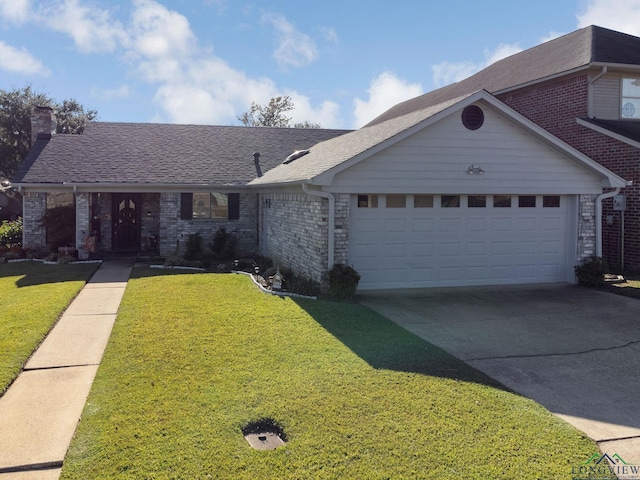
left=0, top=0, right=638, bottom=129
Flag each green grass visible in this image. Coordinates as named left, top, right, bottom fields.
left=62, top=270, right=602, bottom=479
left=0, top=261, right=99, bottom=394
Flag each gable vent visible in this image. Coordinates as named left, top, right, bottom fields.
left=283, top=149, right=310, bottom=164
left=461, top=105, right=484, bottom=130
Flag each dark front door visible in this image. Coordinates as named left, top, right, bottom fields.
left=112, top=193, right=141, bottom=252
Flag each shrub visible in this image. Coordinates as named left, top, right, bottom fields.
left=185, top=233, right=204, bottom=260
left=328, top=263, right=361, bottom=299
left=575, top=256, right=607, bottom=286
left=210, top=227, right=229, bottom=256
left=0, top=217, right=22, bottom=247
left=41, top=205, right=75, bottom=251
left=282, top=268, right=320, bottom=297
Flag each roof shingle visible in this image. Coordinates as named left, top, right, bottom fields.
left=13, top=123, right=350, bottom=185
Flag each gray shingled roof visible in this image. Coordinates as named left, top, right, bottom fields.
left=13, top=123, right=350, bottom=186
left=366, top=25, right=640, bottom=127
left=250, top=94, right=473, bottom=186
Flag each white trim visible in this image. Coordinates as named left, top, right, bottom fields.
left=577, top=117, right=640, bottom=150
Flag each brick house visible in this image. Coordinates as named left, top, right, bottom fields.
left=13, top=111, right=348, bottom=260
left=12, top=25, right=633, bottom=290
left=369, top=25, right=640, bottom=271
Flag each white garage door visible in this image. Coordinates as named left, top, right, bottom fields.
left=349, top=194, right=570, bottom=290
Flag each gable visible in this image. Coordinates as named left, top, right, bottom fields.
left=329, top=103, right=608, bottom=195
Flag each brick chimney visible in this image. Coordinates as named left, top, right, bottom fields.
left=30, top=106, right=57, bottom=145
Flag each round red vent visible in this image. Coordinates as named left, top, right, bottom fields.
left=461, top=105, right=484, bottom=130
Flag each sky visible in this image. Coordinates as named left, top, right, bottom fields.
left=0, top=0, right=639, bottom=130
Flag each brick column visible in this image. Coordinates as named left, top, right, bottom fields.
left=75, top=192, right=91, bottom=259
left=22, top=191, right=46, bottom=251
left=159, top=192, right=179, bottom=257
left=578, top=194, right=596, bottom=260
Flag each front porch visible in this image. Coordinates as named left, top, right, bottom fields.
left=21, top=190, right=259, bottom=259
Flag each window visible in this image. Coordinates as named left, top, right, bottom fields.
left=543, top=195, right=560, bottom=207
left=441, top=195, right=460, bottom=207
left=468, top=195, right=486, bottom=207
left=493, top=195, right=511, bottom=208
left=180, top=193, right=240, bottom=220
left=622, top=77, right=640, bottom=119
left=518, top=195, right=536, bottom=208
left=414, top=195, right=433, bottom=208
left=386, top=194, right=406, bottom=208
left=357, top=194, right=378, bottom=208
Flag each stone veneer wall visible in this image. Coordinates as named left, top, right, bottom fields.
left=75, top=192, right=91, bottom=259
left=22, top=191, right=47, bottom=251
left=159, top=192, right=258, bottom=257
left=578, top=194, right=596, bottom=261
left=260, top=191, right=351, bottom=284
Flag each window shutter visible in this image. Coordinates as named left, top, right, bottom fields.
left=228, top=193, right=240, bottom=220
left=180, top=193, right=193, bottom=220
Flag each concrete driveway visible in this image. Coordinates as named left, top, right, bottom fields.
left=359, top=283, right=640, bottom=464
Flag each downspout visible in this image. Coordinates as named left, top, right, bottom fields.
left=301, top=183, right=335, bottom=269
left=595, top=187, right=620, bottom=257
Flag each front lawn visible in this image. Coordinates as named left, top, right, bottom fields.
left=0, top=261, right=99, bottom=394
left=63, top=270, right=602, bottom=479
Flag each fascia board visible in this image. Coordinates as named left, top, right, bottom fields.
left=576, top=118, right=640, bottom=150
left=14, top=183, right=252, bottom=192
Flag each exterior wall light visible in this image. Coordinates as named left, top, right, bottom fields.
left=467, top=165, right=484, bottom=175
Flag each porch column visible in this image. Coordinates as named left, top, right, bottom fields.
left=22, top=191, right=47, bottom=252
left=75, top=192, right=91, bottom=259
left=159, top=192, right=179, bottom=257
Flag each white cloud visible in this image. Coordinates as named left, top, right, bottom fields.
left=0, top=41, right=50, bottom=76
left=577, top=0, right=640, bottom=36
left=0, top=0, right=30, bottom=24
left=42, top=0, right=126, bottom=53
left=95, top=84, right=131, bottom=101
left=262, top=12, right=318, bottom=68
left=431, top=43, right=522, bottom=88
left=352, top=71, right=423, bottom=128
left=319, top=26, right=339, bottom=45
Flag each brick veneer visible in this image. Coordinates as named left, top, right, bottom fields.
left=159, top=192, right=258, bottom=258
left=499, top=74, right=640, bottom=270
left=260, top=191, right=350, bottom=285
left=22, top=191, right=46, bottom=251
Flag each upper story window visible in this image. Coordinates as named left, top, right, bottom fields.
left=621, top=77, right=640, bottom=119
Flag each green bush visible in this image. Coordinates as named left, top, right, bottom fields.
left=209, top=227, right=236, bottom=258
left=575, top=256, right=607, bottom=286
left=0, top=217, right=22, bottom=247
left=328, top=263, right=361, bottom=299
left=41, top=205, right=75, bottom=251
left=185, top=233, right=204, bottom=260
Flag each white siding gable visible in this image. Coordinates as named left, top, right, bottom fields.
left=329, top=104, right=604, bottom=194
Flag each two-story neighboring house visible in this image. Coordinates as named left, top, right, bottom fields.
left=368, top=25, right=640, bottom=271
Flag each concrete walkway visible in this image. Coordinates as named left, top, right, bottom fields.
left=0, top=259, right=133, bottom=479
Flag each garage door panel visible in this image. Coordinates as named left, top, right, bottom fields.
left=541, top=240, right=561, bottom=254
left=440, top=218, right=461, bottom=232
left=516, top=241, right=537, bottom=255
left=411, top=242, right=434, bottom=257
left=517, top=217, right=537, bottom=231
left=466, top=218, right=487, bottom=231
left=492, top=218, right=512, bottom=231
left=349, top=194, right=569, bottom=289
left=412, top=218, right=435, bottom=232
